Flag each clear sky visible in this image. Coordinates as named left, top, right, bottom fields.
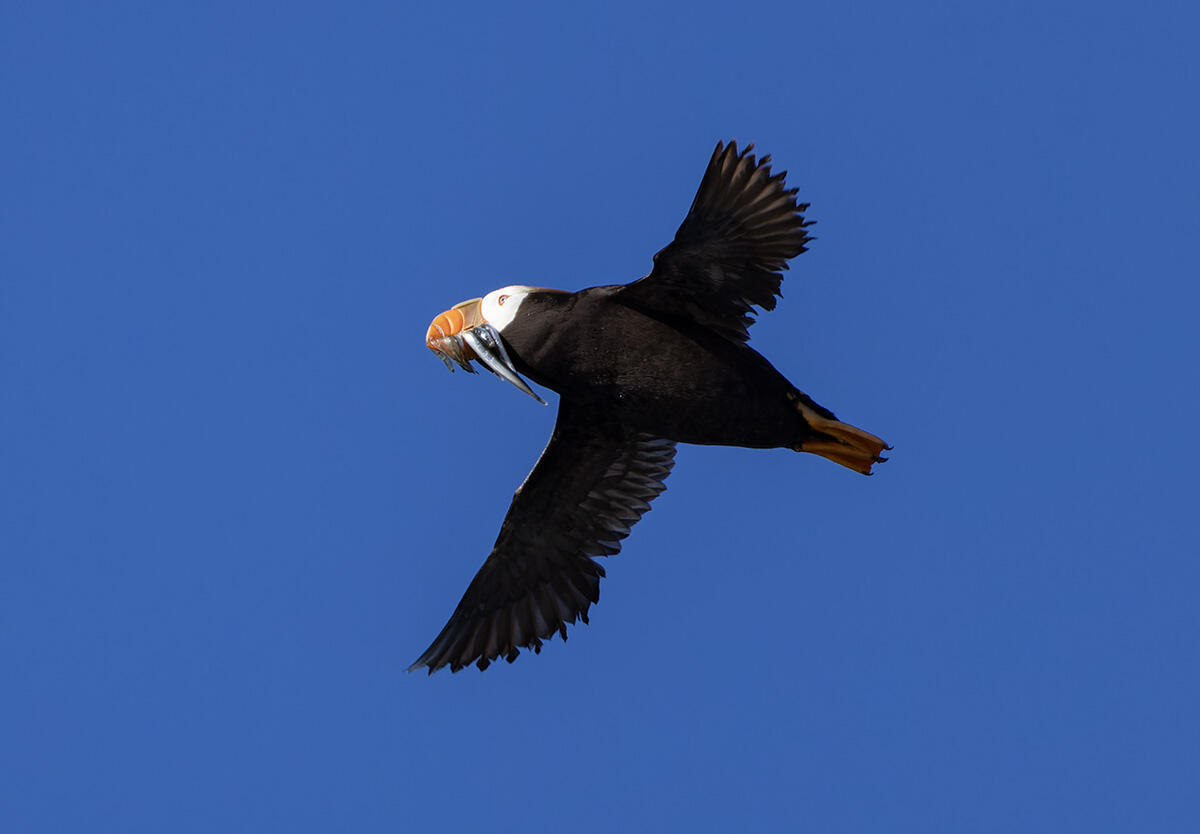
left=3, top=1, right=1198, bottom=832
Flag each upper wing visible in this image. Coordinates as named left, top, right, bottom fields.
left=409, top=400, right=677, bottom=674
left=617, top=140, right=814, bottom=343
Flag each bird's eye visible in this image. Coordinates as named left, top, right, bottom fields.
left=498, top=294, right=509, bottom=305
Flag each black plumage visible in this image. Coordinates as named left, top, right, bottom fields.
left=413, top=141, right=887, bottom=674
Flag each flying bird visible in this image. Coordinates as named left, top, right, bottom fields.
left=412, top=141, right=888, bottom=674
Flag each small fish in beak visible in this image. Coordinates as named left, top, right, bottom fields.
left=426, top=298, right=546, bottom=404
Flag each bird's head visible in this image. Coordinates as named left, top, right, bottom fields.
left=425, top=286, right=550, bottom=403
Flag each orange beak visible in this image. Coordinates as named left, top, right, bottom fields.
left=424, top=297, right=546, bottom=404
left=426, top=297, right=484, bottom=358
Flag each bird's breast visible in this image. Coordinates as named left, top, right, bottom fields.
left=502, top=295, right=797, bottom=445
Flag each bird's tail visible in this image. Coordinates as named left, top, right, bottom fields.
left=789, top=391, right=890, bottom=475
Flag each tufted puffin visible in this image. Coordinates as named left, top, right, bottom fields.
left=412, top=141, right=888, bottom=674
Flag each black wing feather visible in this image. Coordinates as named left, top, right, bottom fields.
left=617, top=140, right=814, bottom=343
left=409, top=400, right=676, bottom=674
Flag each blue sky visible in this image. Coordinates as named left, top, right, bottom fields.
left=3, top=1, right=1198, bottom=831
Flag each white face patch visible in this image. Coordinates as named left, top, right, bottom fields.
left=480, top=285, right=537, bottom=332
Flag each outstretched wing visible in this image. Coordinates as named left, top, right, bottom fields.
left=409, top=400, right=676, bottom=674
left=617, top=140, right=814, bottom=343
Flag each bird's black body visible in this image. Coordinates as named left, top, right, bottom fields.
left=502, top=286, right=833, bottom=448
left=413, top=141, right=888, bottom=674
